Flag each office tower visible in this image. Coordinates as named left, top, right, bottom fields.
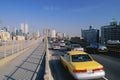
left=43, top=28, right=50, bottom=37
left=51, top=29, right=56, bottom=38
left=20, top=23, right=24, bottom=33
left=14, top=27, right=16, bottom=34
left=81, top=26, right=99, bottom=44
left=25, top=24, right=28, bottom=34
left=20, top=23, right=29, bottom=34
left=63, top=33, right=66, bottom=38
left=7, top=25, right=10, bottom=32
left=101, top=19, right=120, bottom=44
left=56, top=32, right=63, bottom=38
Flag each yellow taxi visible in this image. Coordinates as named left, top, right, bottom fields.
left=60, top=51, right=105, bottom=80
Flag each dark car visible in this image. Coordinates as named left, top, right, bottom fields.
left=86, top=43, right=107, bottom=54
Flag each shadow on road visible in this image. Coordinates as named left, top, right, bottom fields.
left=4, top=45, right=45, bottom=80
left=49, top=59, right=76, bottom=80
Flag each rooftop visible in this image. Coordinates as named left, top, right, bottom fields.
left=69, top=51, right=87, bottom=55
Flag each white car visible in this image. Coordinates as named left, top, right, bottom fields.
left=71, top=44, right=84, bottom=51
left=60, top=42, right=66, bottom=47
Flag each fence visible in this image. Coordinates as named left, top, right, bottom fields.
left=107, top=45, right=120, bottom=57
left=0, top=38, right=42, bottom=59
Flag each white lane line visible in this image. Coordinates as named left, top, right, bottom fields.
left=103, top=76, right=108, bottom=80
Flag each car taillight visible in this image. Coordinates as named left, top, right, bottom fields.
left=73, top=69, right=87, bottom=73
left=93, top=67, right=104, bottom=71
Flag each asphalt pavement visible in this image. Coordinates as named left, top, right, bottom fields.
left=49, top=49, right=120, bottom=80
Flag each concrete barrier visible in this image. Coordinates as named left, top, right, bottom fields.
left=44, top=37, right=53, bottom=80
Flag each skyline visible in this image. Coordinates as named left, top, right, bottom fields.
left=0, top=0, right=120, bottom=36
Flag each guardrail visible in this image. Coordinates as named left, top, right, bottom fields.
left=107, top=45, right=120, bottom=57
left=44, top=37, right=53, bottom=80
left=0, top=38, right=42, bottom=59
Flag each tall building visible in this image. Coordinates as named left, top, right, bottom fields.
left=101, top=19, right=120, bottom=44
left=20, top=23, right=24, bottom=33
left=13, top=27, right=17, bottom=36
left=7, top=25, right=10, bottom=32
left=25, top=24, right=28, bottom=34
left=81, top=26, right=99, bottom=44
left=43, top=28, right=51, bottom=37
left=56, top=32, right=63, bottom=38
left=63, top=33, right=66, bottom=38
left=20, top=23, right=29, bottom=34
left=51, top=30, right=56, bottom=38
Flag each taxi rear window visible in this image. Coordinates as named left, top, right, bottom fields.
left=72, top=54, right=92, bottom=62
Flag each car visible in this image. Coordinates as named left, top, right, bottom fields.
left=59, top=42, right=66, bottom=47
left=52, top=43, right=61, bottom=50
left=49, top=40, right=53, bottom=44
left=60, top=51, right=105, bottom=80
left=67, top=44, right=84, bottom=51
left=86, top=43, right=107, bottom=53
left=98, top=45, right=108, bottom=53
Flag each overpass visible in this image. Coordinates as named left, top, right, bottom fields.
left=0, top=38, right=48, bottom=80
left=0, top=38, right=120, bottom=80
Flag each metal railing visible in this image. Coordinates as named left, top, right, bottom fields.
left=0, top=38, right=42, bottom=59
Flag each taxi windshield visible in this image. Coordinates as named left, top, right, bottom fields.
left=72, top=54, right=92, bottom=62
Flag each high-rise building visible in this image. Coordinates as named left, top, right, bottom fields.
left=20, top=23, right=29, bottom=35
left=20, top=23, right=24, bottom=33
left=43, top=28, right=51, bottom=37
left=25, top=24, right=28, bottom=34
left=51, top=30, right=56, bottom=38
left=81, top=26, right=99, bottom=44
left=7, top=25, right=10, bottom=32
left=13, top=27, right=17, bottom=36
left=63, top=33, right=66, bottom=38
left=101, top=19, right=120, bottom=44
left=56, top=32, right=63, bottom=38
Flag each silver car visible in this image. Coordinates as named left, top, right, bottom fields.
left=52, top=43, right=61, bottom=50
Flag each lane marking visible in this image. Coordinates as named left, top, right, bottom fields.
left=103, top=76, right=108, bottom=80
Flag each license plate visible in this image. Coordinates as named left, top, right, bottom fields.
left=87, top=70, right=93, bottom=74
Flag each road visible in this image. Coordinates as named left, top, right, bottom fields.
left=0, top=42, right=45, bottom=80
left=49, top=49, right=120, bottom=80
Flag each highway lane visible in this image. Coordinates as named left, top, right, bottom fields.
left=49, top=49, right=120, bottom=80
left=0, top=42, right=45, bottom=80
left=91, top=54, right=120, bottom=80
left=49, top=50, right=75, bottom=80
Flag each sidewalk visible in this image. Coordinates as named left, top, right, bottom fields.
left=3, top=42, right=45, bottom=80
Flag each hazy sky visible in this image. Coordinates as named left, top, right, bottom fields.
left=0, top=0, right=120, bottom=36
